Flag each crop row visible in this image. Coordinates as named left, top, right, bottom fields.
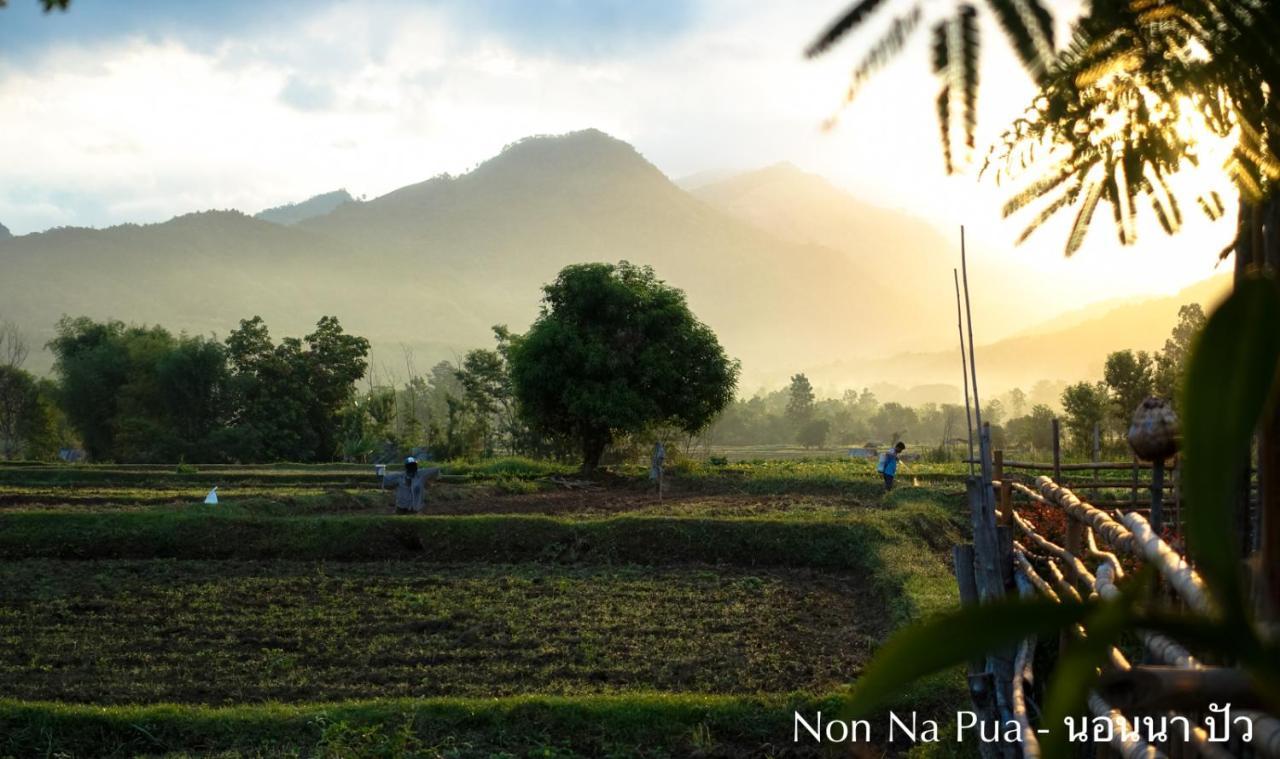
left=0, top=560, right=880, bottom=705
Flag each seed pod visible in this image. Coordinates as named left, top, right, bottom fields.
left=1127, top=396, right=1180, bottom=462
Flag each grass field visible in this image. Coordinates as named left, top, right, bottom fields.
left=0, top=458, right=971, bottom=758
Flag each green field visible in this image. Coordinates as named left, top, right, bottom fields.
left=0, top=459, right=969, bottom=757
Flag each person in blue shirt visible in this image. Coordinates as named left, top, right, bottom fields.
left=878, top=441, right=907, bottom=491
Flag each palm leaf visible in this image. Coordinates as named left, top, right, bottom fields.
left=1065, top=170, right=1104, bottom=256
left=1015, top=181, right=1078, bottom=244
left=805, top=0, right=891, bottom=58
left=958, top=5, right=980, bottom=151
left=937, top=87, right=954, bottom=175
left=837, top=6, right=925, bottom=106
left=983, top=0, right=1054, bottom=78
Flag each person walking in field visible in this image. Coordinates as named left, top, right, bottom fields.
left=877, top=442, right=907, bottom=492
left=378, top=456, right=441, bottom=515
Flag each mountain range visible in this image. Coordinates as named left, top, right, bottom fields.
left=0, top=129, right=1230, bottom=396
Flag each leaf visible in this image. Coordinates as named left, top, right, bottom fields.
left=983, top=0, right=1054, bottom=78
left=1180, top=275, right=1280, bottom=625
left=840, top=597, right=1093, bottom=719
left=838, top=6, right=925, bottom=106
left=1064, top=171, right=1104, bottom=256
left=958, top=5, right=981, bottom=151
left=937, top=87, right=954, bottom=175
left=931, top=18, right=950, bottom=74
left=806, top=0, right=891, bottom=58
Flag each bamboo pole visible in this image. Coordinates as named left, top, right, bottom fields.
left=955, top=268, right=975, bottom=478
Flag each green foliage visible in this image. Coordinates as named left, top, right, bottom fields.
left=226, top=315, right=370, bottom=462
left=46, top=315, right=368, bottom=463
left=1181, top=275, right=1280, bottom=622
left=1004, top=403, right=1055, bottom=452
left=509, top=262, right=739, bottom=472
left=796, top=418, right=831, bottom=449
left=1154, top=303, right=1207, bottom=402
left=1059, top=380, right=1107, bottom=454
left=786, top=372, right=815, bottom=423
left=0, top=365, right=58, bottom=460
left=1102, top=349, right=1154, bottom=426
left=0, top=693, right=841, bottom=758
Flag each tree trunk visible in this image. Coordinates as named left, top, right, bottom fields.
left=580, top=430, right=609, bottom=476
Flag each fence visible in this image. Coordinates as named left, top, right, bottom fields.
left=953, top=440, right=1280, bottom=759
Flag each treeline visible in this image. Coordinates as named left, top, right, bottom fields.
left=0, top=315, right=368, bottom=462
left=707, top=303, right=1204, bottom=460
left=1055, top=304, right=1204, bottom=457
left=1, top=262, right=738, bottom=468
left=706, top=373, right=1052, bottom=460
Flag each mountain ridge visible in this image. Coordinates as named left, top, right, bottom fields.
left=0, top=129, right=895, bottom=385
left=255, top=189, right=355, bottom=226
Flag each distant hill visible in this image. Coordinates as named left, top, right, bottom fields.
left=3, top=131, right=1227, bottom=392
left=254, top=189, right=355, bottom=225
left=803, top=273, right=1232, bottom=393
left=0, top=222, right=10, bottom=239
left=690, top=163, right=1059, bottom=349
left=0, top=130, right=909, bottom=384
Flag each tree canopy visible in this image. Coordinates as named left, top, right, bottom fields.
left=47, top=315, right=368, bottom=463
left=508, top=262, right=739, bottom=473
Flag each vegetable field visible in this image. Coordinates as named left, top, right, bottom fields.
left=0, top=459, right=968, bottom=757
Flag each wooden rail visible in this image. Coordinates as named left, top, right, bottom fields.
left=998, top=473, right=1279, bottom=758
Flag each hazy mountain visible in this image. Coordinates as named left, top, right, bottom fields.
left=1, top=133, right=1234, bottom=394
left=0, top=222, right=10, bottom=239
left=675, top=168, right=740, bottom=191
left=691, top=163, right=1056, bottom=349
left=803, top=273, right=1232, bottom=393
left=0, top=129, right=917, bottom=385
left=254, top=189, right=355, bottom=225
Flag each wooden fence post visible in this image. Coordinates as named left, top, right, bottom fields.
left=953, top=545, right=1002, bottom=759
left=1052, top=418, right=1061, bottom=483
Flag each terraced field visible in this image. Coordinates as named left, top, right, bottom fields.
left=0, top=459, right=968, bottom=757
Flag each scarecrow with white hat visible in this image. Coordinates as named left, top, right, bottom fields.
left=378, top=456, right=441, bottom=515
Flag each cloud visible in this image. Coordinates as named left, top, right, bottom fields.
left=0, top=0, right=1236, bottom=306
left=278, top=75, right=337, bottom=111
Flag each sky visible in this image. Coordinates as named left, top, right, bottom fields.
left=0, top=0, right=1239, bottom=303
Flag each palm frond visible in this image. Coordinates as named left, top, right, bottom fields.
left=1197, top=191, right=1225, bottom=220
left=1015, top=179, right=1080, bottom=244
left=937, top=87, right=955, bottom=175
left=983, top=0, right=1054, bottom=78
left=1141, top=164, right=1183, bottom=234
left=835, top=6, right=925, bottom=106
left=958, top=4, right=980, bottom=152
left=1066, top=170, right=1105, bottom=256
left=806, top=0, right=892, bottom=58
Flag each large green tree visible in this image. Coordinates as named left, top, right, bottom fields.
left=509, top=262, right=739, bottom=474
left=225, top=316, right=369, bottom=462
left=1102, top=348, right=1154, bottom=428
left=1060, top=380, right=1108, bottom=455
left=1153, top=303, right=1207, bottom=400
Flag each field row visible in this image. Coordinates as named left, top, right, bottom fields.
left=0, top=560, right=879, bottom=705
left=0, top=505, right=963, bottom=576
